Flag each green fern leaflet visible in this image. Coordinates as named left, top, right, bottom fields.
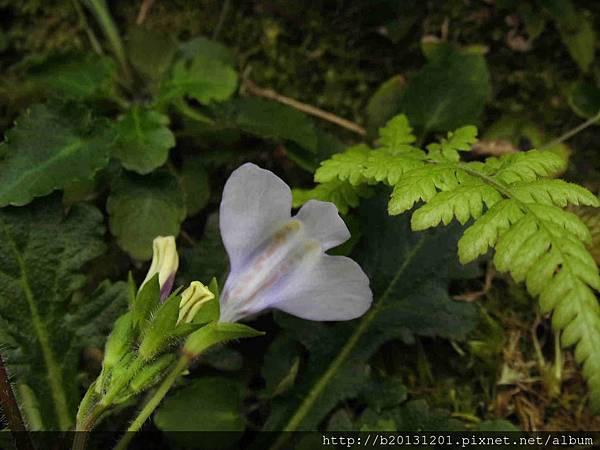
left=297, top=114, right=600, bottom=410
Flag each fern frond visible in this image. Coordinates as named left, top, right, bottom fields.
left=314, top=144, right=371, bottom=185
left=491, top=150, right=566, bottom=183
left=511, top=179, right=600, bottom=207
left=292, top=180, right=372, bottom=214
left=426, top=125, right=478, bottom=161
left=305, top=113, right=600, bottom=410
left=377, top=114, right=417, bottom=150
left=411, top=183, right=502, bottom=230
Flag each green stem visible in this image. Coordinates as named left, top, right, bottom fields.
left=82, top=0, right=132, bottom=82
left=269, top=237, right=427, bottom=450
left=539, top=109, right=600, bottom=151
left=71, top=0, right=104, bottom=55
left=72, top=404, right=107, bottom=450
left=113, top=355, right=191, bottom=450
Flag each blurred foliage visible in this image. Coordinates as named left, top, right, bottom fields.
left=1, top=0, right=600, bottom=447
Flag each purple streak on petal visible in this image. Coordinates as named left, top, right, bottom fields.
left=160, top=273, right=175, bottom=302
left=219, top=163, right=292, bottom=272
left=270, top=254, right=372, bottom=321
left=294, top=199, right=350, bottom=251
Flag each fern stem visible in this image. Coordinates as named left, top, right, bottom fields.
left=539, top=109, right=600, bottom=151
left=112, top=355, right=191, bottom=450
left=0, top=354, right=34, bottom=450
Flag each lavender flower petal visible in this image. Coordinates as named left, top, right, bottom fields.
left=220, top=163, right=292, bottom=271
left=294, top=199, right=350, bottom=251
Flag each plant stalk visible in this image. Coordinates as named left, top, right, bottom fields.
left=112, top=355, right=190, bottom=450
left=82, top=0, right=133, bottom=82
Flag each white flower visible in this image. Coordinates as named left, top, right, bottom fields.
left=218, top=163, right=372, bottom=323
left=141, top=235, right=179, bottom=300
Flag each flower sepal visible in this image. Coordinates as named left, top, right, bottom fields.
left=183, top=322, right=264, bottom=359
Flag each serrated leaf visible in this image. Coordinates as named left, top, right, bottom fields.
left=377, top=114, right=416, bottom=149
left=292, top=180, right=372, bottom=214
left=262, top=194, right=476, bottom=433
left=511, top=179, right=600, bottom=207
left=160, top=53, right=237, bottom=104
left=398, top=49, right=490, bottom=133
left=112, top=106, right=175, bottom=174
left=179, top=36, right=236, bottom=67
left=0, top=103, right=114, bottom=207
left=491, top=150, right=566, bottom=184
left=0, top=195, right=106, bottom=430
left=28, top=52, right=116, bottom=99
left=107, top=170, right=186, bottom=260
left=314, top=144, right=371, bottom=185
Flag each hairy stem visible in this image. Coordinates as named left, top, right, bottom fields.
left=0, top=354, right=34, bottom=450
left=113, top=355, right=190, bottom=450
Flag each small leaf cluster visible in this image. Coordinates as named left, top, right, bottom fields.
left=298, top=114, right=600, bottom=410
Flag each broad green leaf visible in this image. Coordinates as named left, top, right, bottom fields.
left=567, top=80, right=600, bottom=118
left=366, top=75, right=405, bottom=136
left=178, top=155, right=210, bottom=216
left=398, top=48, right=490, bottom=133
left=261, top=334, right=302, bottom=398
left=0, top=103, right=114, bottom=207
left=126, top=27, right=177, bottom=83
left=155, top=377, right=244, bottom=449
left=107, top=170, right=186, bottom=260
left=179, top=36, right=236, bottom=67
left=544, top=0, right=595, bottom=73
left=262, top=193, right=477, bottom=434
left=160, top=53, right=238, bottom=104
left=226, top=98, right=318, bottom=152
left=0, top=196, right=106, bottom=430
left=28, top=52, right=116, bottom=99
left=112, top=106, right=175, bottom=174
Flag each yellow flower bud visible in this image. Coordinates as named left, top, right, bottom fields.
left=141, top=236, right=179, bottom=299
left=177, top=281, right=215, bottom=325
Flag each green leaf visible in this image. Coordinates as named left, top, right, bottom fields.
left=543, top=0, right=596, bottom=73
left=155, top=377, right=244, bottom=448
left=183, top=322, right=264, bottom=357
left=567, top=81, right=600, bottom=118
left=261, top=334, right=302, bottom=398
left=366, top=75, right=405, bottom=136
left=178, top=213, right=227, bottom=287
left=160, top=53, right=238, bottom=104
left=314, top=144, right=371, bottom=185
left=28, top=52, right=116, bottom=99
left=179, top=37, right=236, bottom=67
left=132, top=274, right=160, bottom=332
left=398, top=49, right=490, bottom=133
left=0, top=195, right=106, bottom=430
left=178, top=155, right=210, bottom=216
left=378, top=114, right=416, bottom=149
left=111, top=106, right=175, bottom=175
left=107, top=170, right=186, bottom=260
left=0, top=103, right=114, bottom=207
left=262, top=193, right=476, bottom=433
left=292, top=180, right=373, bottom=215
left=226, top=98, right=319, bottom=152
left=125, top=27, right=177, bottom=83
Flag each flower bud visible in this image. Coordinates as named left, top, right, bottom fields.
left=177, top=281, right=215, bottom=325
left=141, top=236, right=179, bottom=300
